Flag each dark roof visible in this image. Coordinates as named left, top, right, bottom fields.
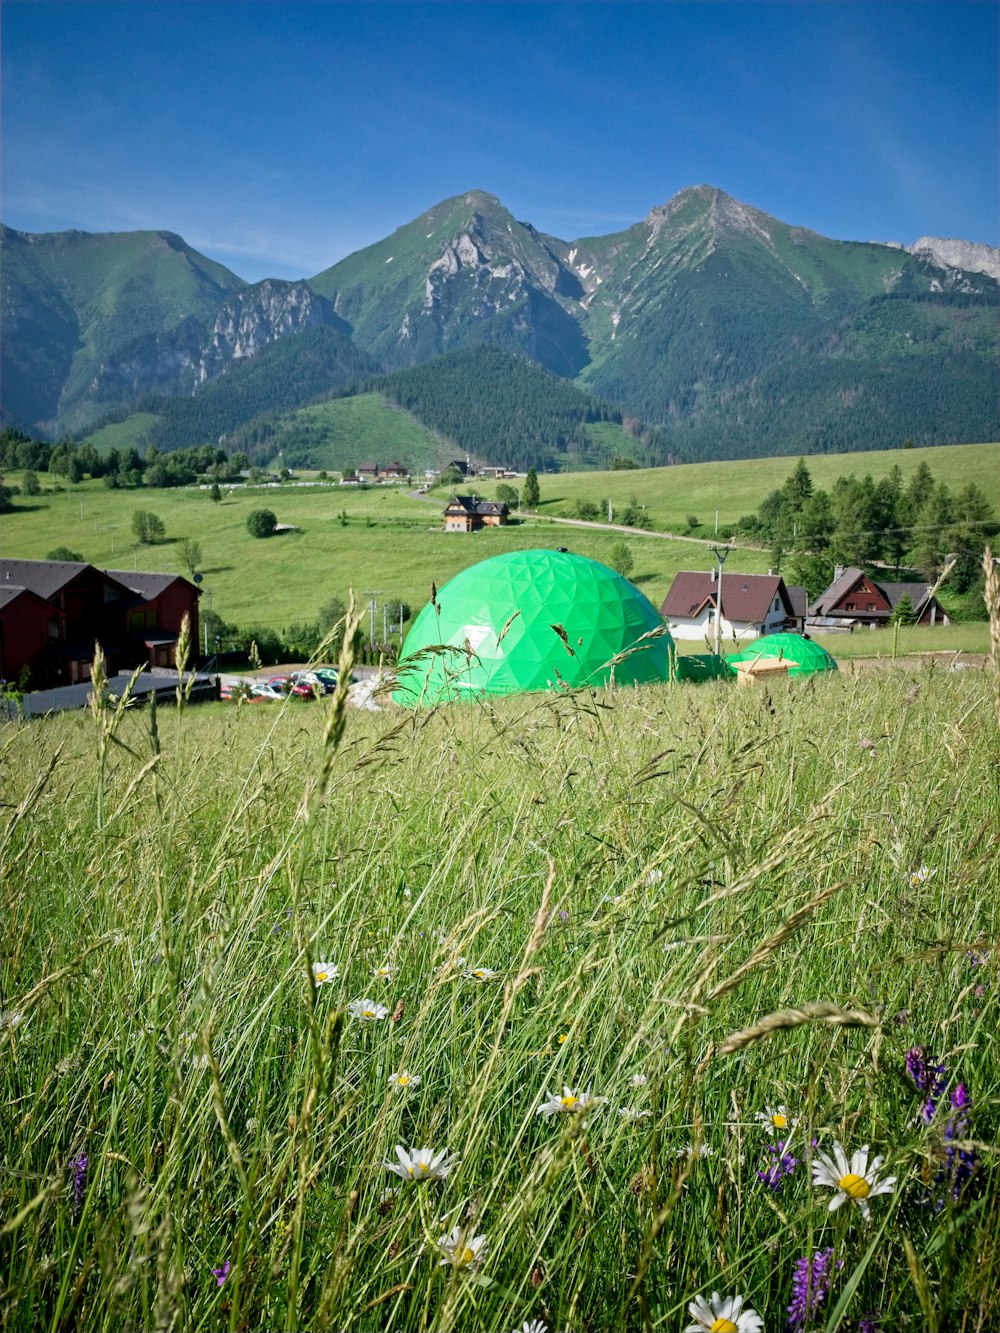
left=0, top=583, right=59, bottom=614
left=786, top=584, right=809, bottom=619
left=444, top=495, right=509, bottom=517
left=661, top=571, right=792, bottom=625
left=809, top=567, right=934, bottom=616
left=0, top=558, right=92, bottom=599
left=103, top=570, right=199, bottom=600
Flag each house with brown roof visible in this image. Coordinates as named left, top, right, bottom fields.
left=443, top=495, right=510, bottom=532
left=381, top=462, right=408, bottom=480
left=808, top=567, right=949, bottom=629
left=660, top=570, right=799, bottom=642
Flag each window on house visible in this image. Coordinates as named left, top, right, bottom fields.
left=866, top=603, right=876, bottom=611
left=845, top=602, right=856, bottom=610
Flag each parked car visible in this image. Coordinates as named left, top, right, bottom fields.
left=267, top=674, right=314, bottom=699
left=220, top=677, right=261, bottom=702
left=293, top=670, right=334, bottom=695
left=311, top=667, right=358, bottom=688
left=251, top=681, right=286, bottom=701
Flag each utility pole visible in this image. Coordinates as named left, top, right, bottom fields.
left=608, top=497, right=613, bottom=523
left=361, top=590, right=380, bottom=651
left=709, top=545, right=731, bottom=658
left=715, top=509, right=719, bottom=536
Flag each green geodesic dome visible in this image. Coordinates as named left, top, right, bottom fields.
left=392, top=549, right=672, bottom=705
left=725, top=633, right=839, bottom=678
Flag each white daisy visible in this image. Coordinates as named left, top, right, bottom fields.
left=311, top=961, right=339, bottom=985
left=514, top=1322, right=548, bottom=1333
left=536, top=1086, right=607, bottom=1119
left=618, top=1107, right=652, bottom=1122
left=372, top=964, right=393, bottom=980
left=684, top=1290, right=763, bottom=1333
left=462, top=966, right=497, bottom=981
left=811, top=1141, right=896, bottom=1221
left=629, top=1072, right=648, bottom=1087
left=388, top=1070, right=420, bottom=1090
left=755, top=1104, right=796, bottom=1135
left=437, top=1224, right=487, bottom=1269
left=383, top=1145, right=458, bottom=1182
left=910, top=865, right=936, bottom=886
left=348, top=998, right=389, bottom=1021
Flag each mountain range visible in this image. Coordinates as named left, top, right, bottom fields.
left=2, top=186, right=997, bottom=465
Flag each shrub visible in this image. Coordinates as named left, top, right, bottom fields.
left=46, top=546, right=85, bottom=563
left=131, top=510, right=166, bottom=544
left=246, top=509, right=278, bottom=539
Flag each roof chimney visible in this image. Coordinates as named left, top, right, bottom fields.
left=834, top=565, right=845, bottom=582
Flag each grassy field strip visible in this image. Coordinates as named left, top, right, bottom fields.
left=2, top=651, right=998, bottom=1330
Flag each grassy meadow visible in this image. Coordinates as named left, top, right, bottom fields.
left=2, top=440, right=996, bottom=655
left=504, top=443, right=1000, bottom=534
left=2, top=629, right=999, bottom=1331
left=0, top=478, right=775, bottom=632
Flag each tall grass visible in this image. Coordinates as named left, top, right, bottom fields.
left=2, top=657, right=998, bottom=1331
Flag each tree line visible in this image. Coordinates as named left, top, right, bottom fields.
left=727, top=457, right=997, bottom=605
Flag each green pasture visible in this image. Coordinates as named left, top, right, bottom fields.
left=0, top=479, right=771, bottom=631
left=481, top=442, right=1000, bottom=533
left=2, top=647, right=998, bottom=1330
left=81, top=413, right=162, bottom=456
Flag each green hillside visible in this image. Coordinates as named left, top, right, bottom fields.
left=376, top=346, right=662, bottom=472
left=0, top=226, right=245, bottom=431
left=248, top=393, right=449, bottom=473
left=81, top=412, right=163, bottom=456
left=482, top=440, right=1000, bottom=531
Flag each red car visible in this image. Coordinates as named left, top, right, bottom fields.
left=266, top=674, right=314, bottom=699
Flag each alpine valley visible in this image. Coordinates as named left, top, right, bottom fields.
left=2, top=186, right=997, bottom=469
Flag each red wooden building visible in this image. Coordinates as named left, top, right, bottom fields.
left=0, top=559, right=200, bottom=689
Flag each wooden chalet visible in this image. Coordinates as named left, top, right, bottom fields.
left=0, top=558, right=199, bottom=689
left=808, top=567, right=949, bottom=629
left=443, top=495, right=510, bottom=533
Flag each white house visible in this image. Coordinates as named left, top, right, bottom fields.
left=660, top=570, right=801, bottom=642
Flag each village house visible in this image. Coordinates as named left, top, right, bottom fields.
left=660, top=570, right=804, bottom=642
left=0, top=558, right=200, bottom=688
left=443, top=495, right=510, bottom=532
left=808, top=566, right=950, bottom=630
left=356, top=463, right=380, bottom=481
left=381, top=461, right=408, bottom=480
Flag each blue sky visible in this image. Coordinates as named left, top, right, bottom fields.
left=3, top=1, right=997, bottom=281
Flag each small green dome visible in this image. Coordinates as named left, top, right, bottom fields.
left=392, top=549, right=672, bottom=705
left=726, top=632, right=838, bottom=677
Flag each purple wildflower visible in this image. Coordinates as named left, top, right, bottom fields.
left=757, top=1139, right=799, bottom=1192
left=905, top=1046, right=948, bottom=1122
left=857, top=1317, right=882, bottom=1333
left=787, top=1247, right=841, bottom=1332
left=69, top=1153, right=88, bottom=1219
left=212, top=1261, right=230, bottom=1286
left=941, top=1084, right=977, bottom=1202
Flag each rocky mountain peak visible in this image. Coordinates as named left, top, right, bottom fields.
left=908, top=236, right=1000, bottom=281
